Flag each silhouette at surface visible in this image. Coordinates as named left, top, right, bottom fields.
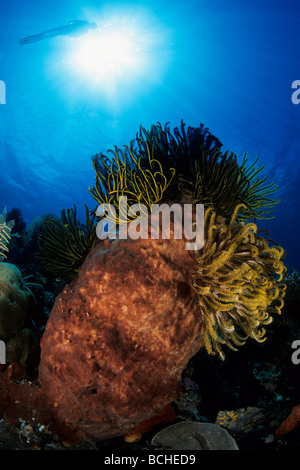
left=19, top=20, right=98, bottom=45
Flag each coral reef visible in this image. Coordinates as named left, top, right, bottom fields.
left=216, top=406, right=265, bottom=433
left=0, top=120, right=290, bottom=449
left=87, top=121, right=286, bottom=360
left=87, top=121, right=286, bottom=359
left=0, top=262, right=298, bottom=449
left=173, top=377, right=202, bottom=421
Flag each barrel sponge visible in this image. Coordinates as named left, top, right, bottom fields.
left=38, top=215, right=204, bottom=441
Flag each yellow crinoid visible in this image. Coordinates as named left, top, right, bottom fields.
left=0, top=208, right=14, bottom=261
left=193, top=204, right=286, bottom=360
left=89, top=140, right=175, bottom=224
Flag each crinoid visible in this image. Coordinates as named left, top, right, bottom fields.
left=89, top=140, right=175, bottom=224
left=36, top=204, right=97, bottom=282
left=89, top=121, right=280, bottom=224
left=136, top=120, right=222, bottom=178
left=192, top=204, right=286, bottom=360
left=178, top=150, right=280, bottom=222
left=0, top=208, right=14, bottom=260
left=135, top=121, right=280, bottom=221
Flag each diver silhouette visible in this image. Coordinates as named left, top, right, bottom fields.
left=19, top=20, right=98, bottom=45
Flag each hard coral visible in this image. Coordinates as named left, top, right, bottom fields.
left=0, top=262, right=34, bottom=363
left=38, top=211, right=203, bottom=441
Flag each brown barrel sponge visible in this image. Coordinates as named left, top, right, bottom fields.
left=39, top=216, right=203, bottom=441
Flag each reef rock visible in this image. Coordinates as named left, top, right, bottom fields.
left=39, top=214, right=203, bottom=441
left=151, top=421, right=239, bottom=450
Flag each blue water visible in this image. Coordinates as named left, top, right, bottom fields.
left=0, top=0, right=300, bottom=269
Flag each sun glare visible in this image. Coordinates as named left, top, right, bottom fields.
left=75, top=30, right=138, bottom=78
left=57, top=9, right=171, bottom=104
